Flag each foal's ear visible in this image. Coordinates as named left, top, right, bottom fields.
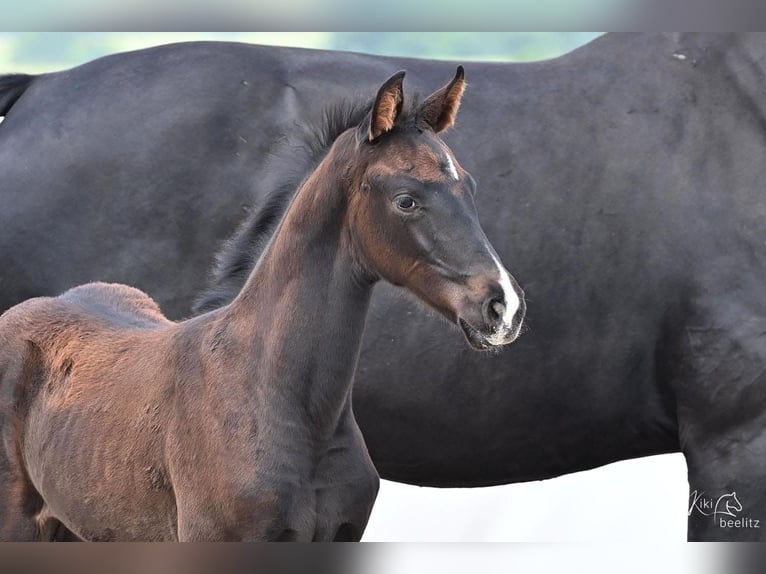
left=418, top=66, right=466, bottom=133
left=364, top=71, right=406, bottom=142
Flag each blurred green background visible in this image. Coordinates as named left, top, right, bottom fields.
left=0, top=33, right=602, bottom=74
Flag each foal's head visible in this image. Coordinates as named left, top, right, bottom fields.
left=336, top=68, right=525, bottom=349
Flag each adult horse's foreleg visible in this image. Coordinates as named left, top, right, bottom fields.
left=684, top=435, right=766, bottom=541
left=675, top=312, right=766, bottom=541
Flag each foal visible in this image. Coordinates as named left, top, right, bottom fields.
left=0, top=68, right=525, bottom=541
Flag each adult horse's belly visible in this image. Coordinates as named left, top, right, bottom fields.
left=352, top=278, right=680, bottom=487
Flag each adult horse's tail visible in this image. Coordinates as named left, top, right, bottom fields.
left=0, top=74, right=34, bottom=117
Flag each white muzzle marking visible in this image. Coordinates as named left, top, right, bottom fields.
left=487, top=250, right=521, bottom=343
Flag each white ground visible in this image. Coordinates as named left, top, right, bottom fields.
left=363, top=453, right=688, bottom=541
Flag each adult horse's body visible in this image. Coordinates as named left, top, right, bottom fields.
left=1, top=33, right=766, bottom=540
left=0, top=69, right=524, bottom=541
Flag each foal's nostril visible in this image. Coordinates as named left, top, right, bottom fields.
left=491, top=300, right=506, bottom=320
left=482, top=296, right=505, bottom=328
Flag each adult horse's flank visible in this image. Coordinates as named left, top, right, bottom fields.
left=0, top=68, right=524, bottom=541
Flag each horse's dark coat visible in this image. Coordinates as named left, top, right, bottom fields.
left=0, top=74, right=32, bottom=116
left=2, top=33, right=766, bottom=540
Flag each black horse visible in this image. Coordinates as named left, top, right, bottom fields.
left=2, top=33, right=765, bottom=541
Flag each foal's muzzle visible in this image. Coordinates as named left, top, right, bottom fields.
left=458, top=280, right=526, bottom=351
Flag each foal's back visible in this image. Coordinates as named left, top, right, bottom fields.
left=59, top=282, right=170, bottom=328
left=1, top=282, right=170, bottom=338
left=0, top=282, right=180, bottom=540
left=0, top=282, right=174, bottom=393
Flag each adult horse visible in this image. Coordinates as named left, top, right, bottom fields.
left=0, top=68, right=524, bottom=541
left=1, top=33, right=766, bottom=540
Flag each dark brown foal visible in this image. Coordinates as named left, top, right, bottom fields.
left=0, top=67, right=525, bottom=541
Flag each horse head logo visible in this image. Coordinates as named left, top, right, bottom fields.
left=714, top=492, right=742, bottom=518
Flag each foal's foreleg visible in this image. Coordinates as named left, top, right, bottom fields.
left=311, top=410, right=380, bottom=542
left=175, top=486, right=319, bottom=541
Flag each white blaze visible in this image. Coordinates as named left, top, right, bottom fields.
left=489, top=250, right=520, bottom=330
left=444, top=154, right=459, bottom=181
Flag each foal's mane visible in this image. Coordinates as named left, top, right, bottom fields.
left=193, top=98, right=373, bottom=313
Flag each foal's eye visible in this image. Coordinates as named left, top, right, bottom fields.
left=394, top=195, right=417, bottom=212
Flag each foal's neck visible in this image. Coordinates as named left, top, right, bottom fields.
left=227, top=137, right=371, bottom=437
